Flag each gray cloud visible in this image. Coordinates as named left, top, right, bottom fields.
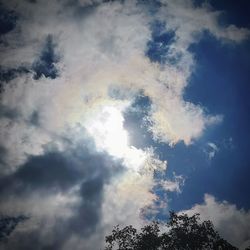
left=0, top=3, right=17, bottom=36
left=0, top=131, right=123, bottom=250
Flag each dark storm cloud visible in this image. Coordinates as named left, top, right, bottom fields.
left=0, top=66, right=30, bottom=83
left=0, top=135, right=121, bottom=196
left=0, top=4, right=17, bottom=36
left=0, top=134, right=124, bottom=250
left=66, top=171, right=105, bottom=245
left=0, top=152, right=81, bottom=196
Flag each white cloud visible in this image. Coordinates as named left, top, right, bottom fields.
left=181, top=194, right=250, bottom=249
left=159, top=173, right=185, bottom=193
left=0, top=0, right=236, bottom=157
left=159, top=0, right=249, bottom=45
left=157, top=0, right=249, bottom=84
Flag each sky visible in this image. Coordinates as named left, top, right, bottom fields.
left=0, top=0, right=250, bottom=249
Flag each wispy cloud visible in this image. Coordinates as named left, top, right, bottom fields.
left=204, top=142, right=219, bottom=160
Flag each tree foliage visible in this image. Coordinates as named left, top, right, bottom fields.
left=105, top=212, right=238, bottom=250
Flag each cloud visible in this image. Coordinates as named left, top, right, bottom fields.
left=159, top=173, right=185, bottom=193
left=0, top=0, right=249, bottom=249
left=0, top=132, right=124, bottom=249
left=181, top=194, right=250, bottom=249
left=0, top=4, right=17, bottom=36
left=158, top=0, right=250, bottom=45
left=204, top=142, right=219, bottom=160
left=0, top=0, right=234, bottom=152
left=0, top=132, right=168, bottom=249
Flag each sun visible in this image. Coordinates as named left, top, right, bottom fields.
left=85, top=105, right=147, bottom=170
left=86, top=106, right=129, bottom=158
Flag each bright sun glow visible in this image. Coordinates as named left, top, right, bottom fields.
left=90, top=106, right=129, bottom=157
left=85, top=106, right=146, bottom=170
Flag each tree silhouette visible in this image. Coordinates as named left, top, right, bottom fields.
left=0, top=215, right=28, bottom=242
left=105, top=211, right=237, bottom=250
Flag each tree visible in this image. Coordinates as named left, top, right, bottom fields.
left=0, top=215, right=28, bottom=242
left=105, top=211, right=237, bottom=250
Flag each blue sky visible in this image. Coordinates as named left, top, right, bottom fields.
left=155, top=32, right=250, bottom=211
left=183, top=32, right=250, bottom=209
left=0, top=0, right=250, bottom=249
left=123, top=0, right=250, bottom=213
